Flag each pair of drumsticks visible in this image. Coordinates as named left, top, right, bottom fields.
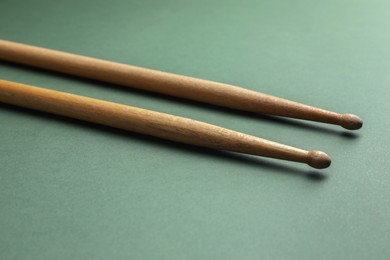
left=0, top=40, right=362, bottom=169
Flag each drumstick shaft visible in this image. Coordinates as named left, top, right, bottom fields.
left=0, top=79, right=331, bottom=169
left=0, top=40, right=362, bottom=130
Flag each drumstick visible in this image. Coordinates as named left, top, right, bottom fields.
left=0, top=39, right=362, bottom=130
left=0, top=79, right=331, bottom=169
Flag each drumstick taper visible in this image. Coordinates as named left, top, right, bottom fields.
left=0, top=40, right=362, bottom=130
left=0, top=79, right=331, bottom=169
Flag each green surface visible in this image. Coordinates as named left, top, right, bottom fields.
left=1, top=0, right=389, bottom=259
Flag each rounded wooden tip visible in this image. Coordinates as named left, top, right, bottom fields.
left=340, top=114, right=363, bottom=130
left=307, top=150, right=331, bottom=169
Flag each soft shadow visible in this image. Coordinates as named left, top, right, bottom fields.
left=0, top=103, right=327, bottom=180
left=0, top=61, right=356, bottom=138
left=340, top=132, right=359, bottom=139
left=305, top=171, right=328, bottom=181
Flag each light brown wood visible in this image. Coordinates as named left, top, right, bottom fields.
left=0, top=39, right=362, bottom=130
left=0, top=79, right=331, bottom=169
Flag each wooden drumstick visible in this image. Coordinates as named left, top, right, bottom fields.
left=0, top=79, right=331, bottom=169
left=0, top=40, right=362, bottom=130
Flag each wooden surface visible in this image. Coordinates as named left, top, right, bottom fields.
left=0, top=79, right=330, bottom=168
left=0, top=40, right=362, bottom=130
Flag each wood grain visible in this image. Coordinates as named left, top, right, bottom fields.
left=0, top=79, right=331, bottom=169
left=0, top=40, right=362, bottom=130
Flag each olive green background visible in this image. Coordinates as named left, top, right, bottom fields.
left=0, top=0, right=389, bottom=259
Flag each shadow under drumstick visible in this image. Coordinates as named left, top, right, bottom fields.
left=0, top=61, right=359, bottom=139
left=0, top=103, right=327, bottom=180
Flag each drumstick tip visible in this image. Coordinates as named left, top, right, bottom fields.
left=340, top=114, right=363, bottom=130
left=307, top=150, right=331, bottom=169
